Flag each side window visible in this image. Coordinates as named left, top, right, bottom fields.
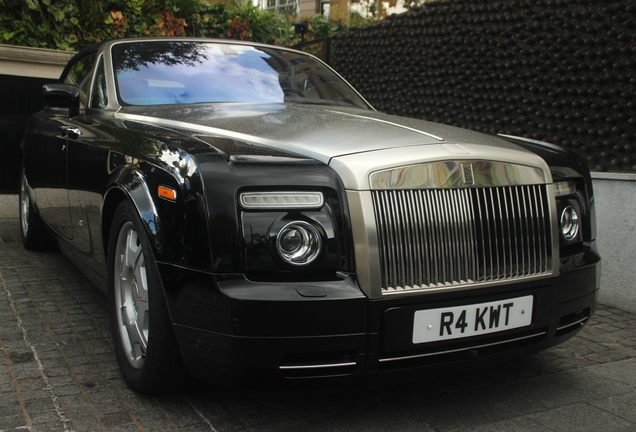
left=90, top=56, right=108, bottom=109
left=63, top=51, right=97, bottom=111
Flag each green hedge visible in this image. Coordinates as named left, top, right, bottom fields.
left=0, top=0, right=353, bottom=50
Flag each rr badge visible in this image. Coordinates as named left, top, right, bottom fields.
left=461, top=163, right=474, bottom=185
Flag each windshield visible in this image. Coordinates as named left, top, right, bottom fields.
left=112, top=41, right=369, bottom=109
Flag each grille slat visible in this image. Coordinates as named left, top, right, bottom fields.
left=537, top=186, right=549, bottom=272
left=372, top=185, right=552, bottom=294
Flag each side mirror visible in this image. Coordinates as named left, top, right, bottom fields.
left=43, top=84, right=81, bottom=118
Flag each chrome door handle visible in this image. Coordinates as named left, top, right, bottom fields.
left=59, top=125, right=82, bottom=138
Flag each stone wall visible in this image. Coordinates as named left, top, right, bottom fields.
left=0, top=44, right=73, bottom=79
left=591, top=173, right=636, bottom=313
left=331, top=0, right=636, bottom=173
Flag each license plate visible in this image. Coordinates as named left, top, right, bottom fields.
left=412, top=295, right=534, bottom=344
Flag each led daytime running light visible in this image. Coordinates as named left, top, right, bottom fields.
left=240, top=192, right=324, bottom=209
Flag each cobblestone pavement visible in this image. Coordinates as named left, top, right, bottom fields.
left=2, top=196, right=636, bottom=431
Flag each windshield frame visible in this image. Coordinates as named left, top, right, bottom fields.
left=109, top=40, right=372, bottom=110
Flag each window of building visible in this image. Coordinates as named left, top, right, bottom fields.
left=259, top=0, right=299, bottom=16
left=321, top=0, right=330, bottom=16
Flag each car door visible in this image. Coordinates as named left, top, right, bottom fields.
left=30, top=51, right=98, bottom=240
left=67, top=55, right=110, bottom=264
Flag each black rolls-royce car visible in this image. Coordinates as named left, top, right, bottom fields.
left=19, top=38, right=600, bottom=394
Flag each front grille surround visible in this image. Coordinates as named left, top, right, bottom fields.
left=372, top=184, right=554, bottom=295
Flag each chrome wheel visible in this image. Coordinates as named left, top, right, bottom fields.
left=108, top=201, right=188, bottom=394
left=20, top=170, right=30, bottom=238
left=114, top=221, right=149, bottom=369
left=19, top=165, right=51, bottom=250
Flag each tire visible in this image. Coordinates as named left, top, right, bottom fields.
left=19, top=166, right=52, bottom=250
left=107, top=200, right=188, bottom=394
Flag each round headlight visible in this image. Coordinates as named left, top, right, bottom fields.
left=560, top=205, right=579, bottom=242
left=276, top=221, right=322, bottom=266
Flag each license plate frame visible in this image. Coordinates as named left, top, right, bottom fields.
left=412, top=295, right=534, bottom=344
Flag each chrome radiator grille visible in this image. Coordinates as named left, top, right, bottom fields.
left=372, top=185, right=552, bottom=294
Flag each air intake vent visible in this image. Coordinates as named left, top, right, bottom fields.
left=372, top=185, right=552, bottom=294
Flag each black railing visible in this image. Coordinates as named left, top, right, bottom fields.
left=292, top=37, right=331, bottom=64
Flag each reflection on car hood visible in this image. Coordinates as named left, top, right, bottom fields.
left=116, top=103, right=523, bottom=164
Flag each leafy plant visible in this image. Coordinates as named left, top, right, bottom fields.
left=0, top=0, right=364, bottom=51
left=187, top=1, right=230, bottom=38
left=155, top=10, right=188, bottom=36
left=105, top=10, right=128, bottom=36
left=166, top=0, right=200, bottom=19
left=232, top=1, right=287, bottom=44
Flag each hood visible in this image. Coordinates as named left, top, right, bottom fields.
left=115, top=103, right=525, bottom=164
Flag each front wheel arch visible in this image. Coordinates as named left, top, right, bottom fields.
left=107, top=200, right=189, bottom=394
left=102, top=167, right=165, bottom=262
left=101, top=187, right=127, bottom=259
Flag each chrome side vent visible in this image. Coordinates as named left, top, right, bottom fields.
left=372, top=185, right=552, bottom=294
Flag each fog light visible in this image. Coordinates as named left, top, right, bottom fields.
left=276, top=221, right=321, bottom=265
left=560, top=205, right=579, bottom=241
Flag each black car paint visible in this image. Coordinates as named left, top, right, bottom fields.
left=26, top=104, right=600, bottom=388
left=20, top=40, right=600, bottom=390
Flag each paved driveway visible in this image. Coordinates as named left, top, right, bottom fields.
left=1, top=196, right=636, bottom=431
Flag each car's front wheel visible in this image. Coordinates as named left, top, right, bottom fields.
left=107, top=200, right=188, bottom=394
left=19, top=166, right=52, bottom=250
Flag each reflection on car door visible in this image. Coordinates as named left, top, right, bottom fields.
left=66, top=118, right=109, bottom=259
left=36, top=51, right=99, bottom=242
left=66, top=55, right=112, bottom=281
left=28, top=114, right=73, bottom=239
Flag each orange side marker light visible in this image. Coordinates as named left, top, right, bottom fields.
left=158, top=186, right=177, bottom=201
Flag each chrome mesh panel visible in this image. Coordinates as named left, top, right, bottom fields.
left=372, top=185, right=551, bottom=293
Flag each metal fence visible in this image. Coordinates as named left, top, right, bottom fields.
left=292, top=37, right=331, bottom=64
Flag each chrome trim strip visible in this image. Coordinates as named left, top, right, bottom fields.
left=370, top=160, right=546, bottom=190
left=330, top=144, right=552, bottom=191
left=557, top=316, right=588, bottom=331
left=279, top=362, right=356, bottom=370
left=325, top=110, right=444, bottom=141
left=379, top=331, right=547, bottom=363
left=548, top=183, right=560, bottom=278
left=380, top=270, right=554, bottom=297
left=346, top=190, right=382, bottom=299
left=497, top=134, right=567, bottom=153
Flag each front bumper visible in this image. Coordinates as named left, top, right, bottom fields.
left=159, top=244, right=600, bottom=390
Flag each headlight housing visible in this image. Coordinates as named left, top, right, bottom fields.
left=276, top=221, right=322, bottom=266
left=554, top=180, right=584, bottom=245
left=240, top=190, right=343, bottom=276
left=560, top=205, right=579, bottom=242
